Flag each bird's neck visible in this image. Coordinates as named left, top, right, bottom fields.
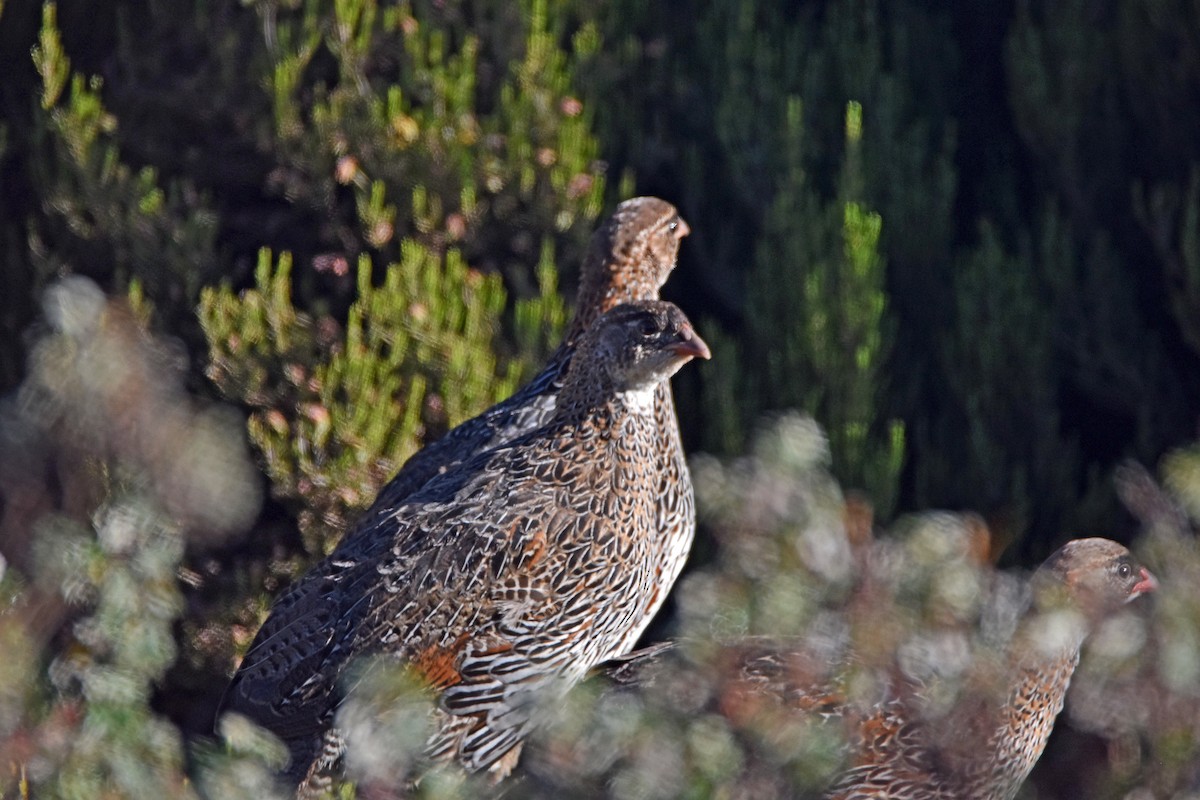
left=554, top=373, right=615, bottom=419
left=967, top=613, right=1087, bottom=800
left=552, top=378, right=661, bottom=431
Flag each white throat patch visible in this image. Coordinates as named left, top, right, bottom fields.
left=618, top=384, right=658, bottom=413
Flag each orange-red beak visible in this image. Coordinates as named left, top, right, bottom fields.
left=1130, top=566, right=1158, bottom=599
left=667, top=326, right=711, bottom=361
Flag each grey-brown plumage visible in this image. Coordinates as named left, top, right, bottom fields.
left=220, top=199, right=692, bottom=781
left=226, top=301, right=708, bottom=787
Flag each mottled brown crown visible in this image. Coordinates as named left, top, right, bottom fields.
left=569, top=198, right=688, bottom=338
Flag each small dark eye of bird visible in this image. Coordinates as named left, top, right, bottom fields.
left=1117, top=563, right=1131, bottom=579
left=637, top=318, right=659, bottom=337
left=667, top=219, right=679, bottom=232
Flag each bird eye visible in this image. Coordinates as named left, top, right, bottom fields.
left=667, top=220, right=679, bottom=232
left=1117, top=563, right=1132, bottom=579
left=637, top=317, right=659, bottom=337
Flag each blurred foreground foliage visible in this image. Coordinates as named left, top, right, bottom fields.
left=1, top=0, right=1200, bottom=798
left=282, top=417, right=1200, bottom=798
left=0, top=278, right=267, bottom=797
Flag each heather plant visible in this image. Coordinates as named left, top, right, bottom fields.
left=675, top=2, right=908, bottom=512
left=199, top=244, right=565, bottom=557
left=256, top=0, right=606, bottom=280
left=578, top=0, right=1200, bottom=555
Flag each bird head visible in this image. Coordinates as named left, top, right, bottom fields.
left=578, top=300, right=710, bottom=398
left=575, top=198, right=689, bottom=324
left=1033, top=538, right=1156, bottom=625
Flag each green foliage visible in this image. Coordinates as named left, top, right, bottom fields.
left=3, top=0, right=1200, bottom=797
left=579, top=0, right=1199, bottom=546
left=1088, top=461, right=1200, bottom=800
left=581, top=0, right=967, bottom=521
left=200, top=244, right=564, bottom=555
left=686, top=52, right=905, bottom=511
left=260, top=0, right=605, bottom=276
left=1135, top=167, right=1200, bottom=357
left=1002, top=0, right=1200, bottom=520
left=511, top=240, right=571, bottom=366
left=194, top=0, right=595, bottom=554
left=192, top=715, right=289, bottom=800
left=744, top=101, right=903, bottom=516
left=912, top=223, right=1073, bottom=545
left=7, top=4, right=599, bottom=787
left=33, top=498, right=193, bottom=800
left=26, top=3, right=219, bottom=320
left=685, top=414, right=853, bottom=636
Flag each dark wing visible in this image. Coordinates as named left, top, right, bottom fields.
left=221, top=446, right=515, bottom=731
left=220, top=565, right=346, bottom=740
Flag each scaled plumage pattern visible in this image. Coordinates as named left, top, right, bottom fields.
left=337, top=301, right=709, bottom=776
left=221, top=198, right=692, bottom=783
left=225, top=300, right=708, bottom=789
